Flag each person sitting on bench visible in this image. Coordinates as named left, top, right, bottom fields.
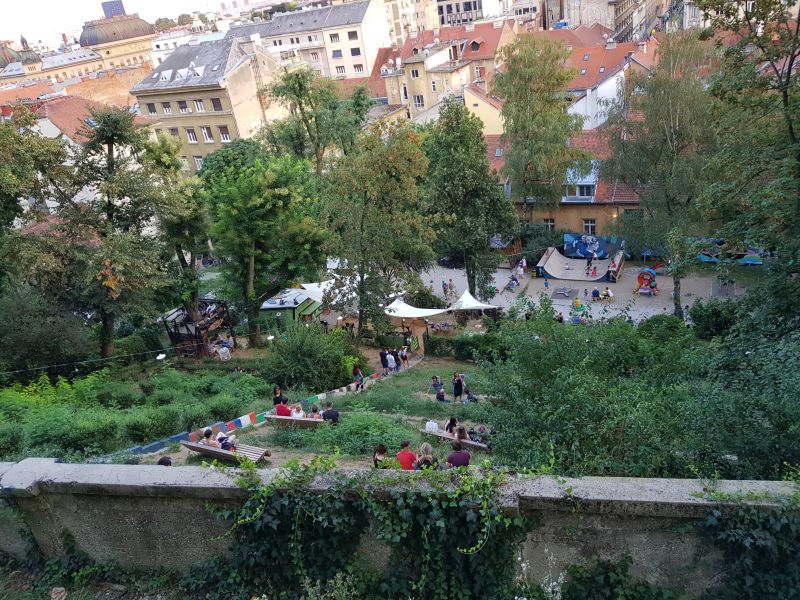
left=276, top=397, right=303, bottom=417
left=321, top=401, right=340, bottom=424
left=202, top=428, right=237, bottom=451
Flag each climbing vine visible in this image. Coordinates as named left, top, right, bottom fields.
left=181, top=457, right=533, bottom=600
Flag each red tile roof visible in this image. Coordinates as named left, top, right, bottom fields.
left=35, top=95, right=151, bottom=144
left=333, top=47, right=396, bottom=98
left=566, top=42, right=641, bottom=90
left=466, top=81, right=504, bottom=110
left=486, top=130, right=639, bottom=204
left=0, top=82, right=54, bottom=106
left=484, top=134, right=508, bottom=173
left=534, top=23, right=614, bottom=48
left=400, top=20, right=515, bottom=62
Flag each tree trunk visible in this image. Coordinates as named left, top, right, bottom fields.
left=356, top=271, right=366, bottom=337
left=100, top=310, right=115, bottom=358
left=246, top=242, right=261, bottom=346
left=176, top=244, right=200, bottom=322
left=465, top=253, right=477, bottom=297
left=672, top=271, right=683, bottom=318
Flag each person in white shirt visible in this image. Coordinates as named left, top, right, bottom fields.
left=386, top=352, right=397, bottom=372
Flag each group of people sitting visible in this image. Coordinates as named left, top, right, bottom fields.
left=443, top=417, right=490, bottom=445
left=273, top=386, right=340, bottom=423
left=207, top=334, right=235, bottom=357
left=373, top=440, right=471, bottom=470
left=589, top=287, right=615, bottom=302
left=428, top=373, right=475, bottom=403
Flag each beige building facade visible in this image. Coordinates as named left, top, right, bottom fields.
left=132, top=37, right=287, bottom=175
left=226, top=1, right=391, bottom=80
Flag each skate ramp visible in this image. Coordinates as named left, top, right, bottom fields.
left=537, top=247, right=625, bottom=282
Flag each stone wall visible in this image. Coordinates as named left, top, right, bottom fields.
left=0, top=458, right=795, bottom=591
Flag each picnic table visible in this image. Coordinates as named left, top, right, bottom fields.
left=419, top=429, right=490, bottom=452
left=181, top=441, right=269, bottom=463
left=264, top=415, right=325, bottom=429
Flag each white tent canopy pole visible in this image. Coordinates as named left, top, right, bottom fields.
left=449, top=290, right=499, bottom=311
left=383, top=298, right=448, bottom=319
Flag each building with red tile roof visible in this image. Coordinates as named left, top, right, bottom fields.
left=35, top=95, right=153, bottom=144
left=383, top=20, right=517, bottom=119
left=485, top=128, right=639, bottom=235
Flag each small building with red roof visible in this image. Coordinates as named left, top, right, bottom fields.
left=485, top=129, right=639, bottom=235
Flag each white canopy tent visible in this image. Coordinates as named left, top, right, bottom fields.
left=299, top=280, right=336, bottom=304
left=449, top=290, right=499, bottom=311
left=383, top=298, right=447, bottom=318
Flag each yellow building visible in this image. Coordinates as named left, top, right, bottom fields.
left=484, top=131, right=640, bottom=236
left=0, top=15, right=155, bottom=84
left=132, top=36, right=288, bottom=175
left=464, top=80, right=503, bottom=134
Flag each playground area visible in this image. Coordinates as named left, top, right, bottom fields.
left=536, top=247, right=625, bottom=282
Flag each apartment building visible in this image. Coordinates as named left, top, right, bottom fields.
left=131, top=36, right=287, bottom=174
left=382, top=19, right=516, bottom=118
left=225, top=1, right=392, bottom=80
left=559, top=0, right=664, bottom=41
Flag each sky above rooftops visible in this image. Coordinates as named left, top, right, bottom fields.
left=0, top=0, right=213, bottom=49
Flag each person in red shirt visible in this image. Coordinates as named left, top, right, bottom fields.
left=275, top=399, right=292, bottom=417
left=396, top=440, right=416, bottom=470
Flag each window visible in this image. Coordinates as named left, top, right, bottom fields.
left=332, top=49, right=343, bottom=58
left=348, top=30, right=358, bottom=40
left=194, top=99, right=205, bottom=112
left=464, top=1, right=472, bottom=9
left=310, top=51, right=319, bottom=61
left=181, top=156, right=189, bottom=171
left=202, top=126, right=214, bottom=143
left=146, top=102, right=156, bottom=115
left=599, top=66, right=605, bottom=73
left=401, top=83, right=408, bottom=100
left=161, top=102, right=172, bottom=114
left=155, top=128, right=163, bottom=136
left=495, top=148, right=503, bottom=157
left=354, top=64, right=364, bottom=73
left=580, top=68, right=587, bottom=75
left=543, top=218, right=555, bottom=231
left=219, top=125, right=231, bottom=142
left=350, top=47, right=361, bottom=56
left=411, top=68, right=420, bottom=78
left=336, top=65, right=346, bottom=75
left=186, top=128, right=198, bottom=143
left=308, top=35, right=314, bottom=42
left=578, top=184, right=595, bottom=197
left=583, top=53, right=590, bottom=60
left=169, top=127, right=179, bottom=138
left=431, top=80, right=437, bottom=92
left=194, top=156, right=204, bottom=170
left=155, top=44, right=161, bottom=50
left=583, top=219, right=596, bottom=235
left=475, top=65, right=482, bottom=79
left=178, top=100, right=190, bottom=113
left=330, top=33, right=340, bottom=42
left=211, top=98, right=223, bottom=111
left=157, top=57, right=163, bottom=64
left=413, top=94, right=425, bottom=108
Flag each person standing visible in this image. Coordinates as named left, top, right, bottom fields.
left=452, top=372, right=463, bottom=402
left=272, top=386, right=286, bottom=406
left=399, top=346, right=409, bottom=368
left=352, top=363, right=365, bottom=391
left=379, top=348, right=389, bottom=377
left=441, top=280, right=448, bottom=298
left=386, top=351, right=397, bottom=374
left=448, top=278, right=456, bottom=298
left=396, top=441, right=416, bottom=470
left=391, top=348, right=401, bottom=372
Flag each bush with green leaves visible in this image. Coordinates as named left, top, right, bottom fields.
left=263, top=326, right=364, bottom=391
left=689, top=299, right=739, bottom=340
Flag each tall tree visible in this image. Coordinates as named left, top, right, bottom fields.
left=493, top=36, right=586, bottom=203
left=154, top=17, right=177, bottom=31
left=323, top=124, right=432, bottom=334
left=202, top=145, right=326, bottom=345
left=269, top=69, right=370, bottom=175
left=177, top=14, right=193, bottom=26
left=602, top=32, right=716, bottom=316
left=423, top=97, right=519, bottom=298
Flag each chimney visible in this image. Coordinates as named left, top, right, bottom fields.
left=605, top=39, right=616, bottom=49
left=250, top=32, right=263, bottom=46
left=493, top=19, right=504, bottom=28
left=637, top=40, right=647, bottom=53
left=465, top=23, right=474, bottom=32
left=433, top=27, right=440, bottom=37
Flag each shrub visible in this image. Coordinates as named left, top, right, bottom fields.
left=181, top=404, right=216, bottom=431
left=424, top=336, right=454, bottom=357
left=424, top=334, right=505, bottom=361
left=206, top=393, right=244, bottom=423
left=94, top=381, right=145, bottom=408
left=263, top=327, right=364, bottom=392
left=148, top=388, right=194, bottom=407
left=124, top=407, right=180, bottom=443
left=24, top=408, right=121, bottom=457
left=690, top=299, right=739, bottom=340
left=0, top=423, right=16, bottom=458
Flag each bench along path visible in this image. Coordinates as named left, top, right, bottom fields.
left=180, top=441, right=270, bottom=463
left=264, top=415, right=325, bottom=429
left=419, top=429, right=490, bottom=452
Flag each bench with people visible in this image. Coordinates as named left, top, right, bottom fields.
left=182, top=427, right=270, bottom=463
left=266, top=397, right=338, bottom=428
left=419, top=417, right=490, bottom=451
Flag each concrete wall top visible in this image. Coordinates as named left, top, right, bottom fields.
left=1, top=458, right=796, bottom=518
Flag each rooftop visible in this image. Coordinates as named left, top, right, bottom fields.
left=131, top=38, right=247, bottom=92
left=400, top=20, right=515, bottom=63
left=80, top=14, right=156, bottom=47
left=226, top=2, right=371, bottom=39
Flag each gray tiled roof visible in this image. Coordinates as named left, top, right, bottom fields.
left=131, top=37, right=246, bottom=92
left=226, top=1, right=370, bottom=39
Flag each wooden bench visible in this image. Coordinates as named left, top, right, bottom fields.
left=264, top=415, right=325, bottom=429
left=181, top=441, right=270, bottom=463
left=419, top=429, right=490, bottom=452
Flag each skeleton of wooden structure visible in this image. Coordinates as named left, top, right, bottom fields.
left=162, top=299, right=236, bottom=358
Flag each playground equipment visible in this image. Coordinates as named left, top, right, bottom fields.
left=634, top=268, right=659, bottom=296
left=537, top=247, right=625, bottom=282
